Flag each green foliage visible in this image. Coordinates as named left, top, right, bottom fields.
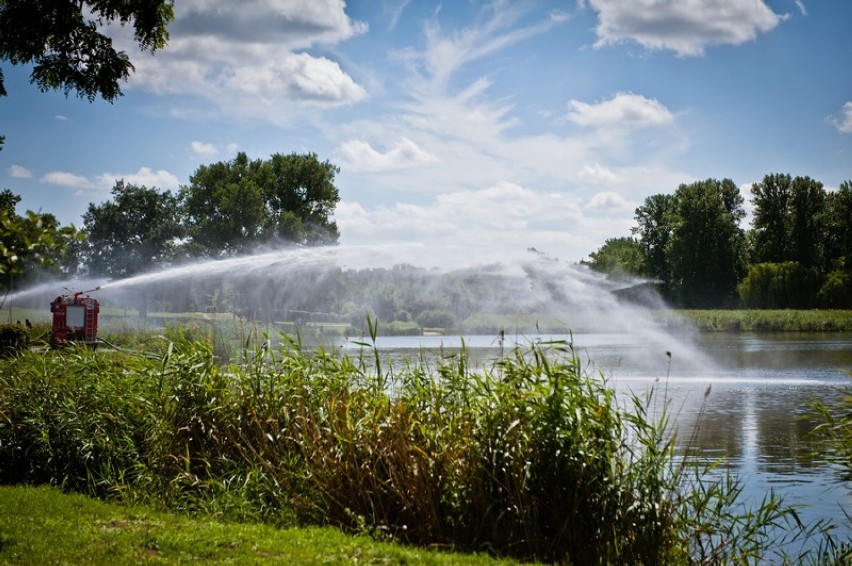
left=0, top=322, right=27, bottom=356
left=0, top=0, right=173, bottom=102
left=181, top=152, right=341, bottom=255
left=818, top=268, right=852, bottom=309
left=813, top=378, right=852, bottom=481
left=415, top=309, right=456, bottom=329
left=738, top=262, right=823, bottom=309
left=608, top=174, right=852, bottom=309
left=0, top=336, right=842, bottom=563
left=668, top=179, right=747, bottom=308
left=750, top=173, right=793, bottom=263
left=633, top=193, right=675, bottom=285
left=82, top=180, right=183, bottom=278
left=585, top=236, right=647, bottom=278
left=0, top=191, right=81, bottom=286
left=662, top=309, right=852, bottom=332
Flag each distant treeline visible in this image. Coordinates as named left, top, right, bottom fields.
left=0, top=152, right=341, bottom=291
left=585, top=174, right=852, bottom=309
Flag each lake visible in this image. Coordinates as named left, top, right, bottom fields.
left=338, top=331, right=852, bottom=543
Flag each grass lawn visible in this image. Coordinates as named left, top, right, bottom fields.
left=0, top=486, right=518, bottom=565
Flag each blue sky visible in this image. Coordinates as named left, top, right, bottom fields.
left=2, top=0, right=851, bottom=263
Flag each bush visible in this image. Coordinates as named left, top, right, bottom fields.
left=0, top=323, right=28, bottom=357
left=738, top=261, right=823, bottom=309
left=415, top=309, right=455, bottom=330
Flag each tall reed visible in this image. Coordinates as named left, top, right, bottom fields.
left=0, top=331, right=847, bottom=563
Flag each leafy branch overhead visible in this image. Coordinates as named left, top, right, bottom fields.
left=0, top=0, right=175, bottom=150
left=0, top=0, right=173, bottom=101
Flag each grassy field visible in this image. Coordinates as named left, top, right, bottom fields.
left=0, top=485, right=512, bottom=565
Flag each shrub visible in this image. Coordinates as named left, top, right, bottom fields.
left=0, top=323, right=28, bottom=357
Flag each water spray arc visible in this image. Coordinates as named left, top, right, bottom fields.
left=8, top=243, right=714, bottom=375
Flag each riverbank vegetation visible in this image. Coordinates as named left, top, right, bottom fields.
left=666, top=309, right=852, bottom=333
left=1, top=328, right=848, bottom=564
left=586, top=175, right=852, bottom=309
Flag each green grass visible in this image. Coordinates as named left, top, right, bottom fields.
left=0, top=485, right=512, bottom=565
left=663, top=309, right=852, bottom=332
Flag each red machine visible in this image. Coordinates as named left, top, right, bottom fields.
left=50, top=290, right=100, bottom=347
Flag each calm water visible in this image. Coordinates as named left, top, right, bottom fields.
left=338, top=331, right=852, bottom=540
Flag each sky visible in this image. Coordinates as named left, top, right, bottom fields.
left=1, top=0, right=851, bottom=264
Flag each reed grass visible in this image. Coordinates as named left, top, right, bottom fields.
left=664, top=309, right=852, bottom=332
left=0, top=326, right=848, bottom=564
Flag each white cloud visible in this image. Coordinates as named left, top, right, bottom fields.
left=9, top=165, right=32, bottom=179
left=830, top=101, right=852, bottom=134
left=579, top=162, right=620, bottom=184
left=96, top=167, right=181, bottom=191
left=41, top=172, right=94, bottom=189
left=401, top=3, right=569, bottom=93
left=586, top=191, right=631, bottom=210
left=335, top=182, right=638, bottom=262
left=384, top=0, right=412, bottom=29
left=337, top=138, right=436, bottom=172
left=54, top=115, right=70, bottom=122
left=119, top=0, right=368, bottom=123
left=567, top=92, right=674, bottom=129
left=172, top=0, right=366, bottom=46
left=191, top=141, right=219, bottom=156
left=587, top=0, right=786, bottom=57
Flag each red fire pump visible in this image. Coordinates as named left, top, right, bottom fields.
left=50, top=290, right=100, bottom=347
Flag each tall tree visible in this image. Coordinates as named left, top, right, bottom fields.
left=749, top=173, right=791, bottom=263
left=82, top=181, right=182, bottom=278
left=180, top=152, right=341, bottom=256
left=632, top=193, right=675, bottom=287
left=180, top=153, right=267, bottom=256
left=824, top=180, right=852, bottom=267
left=0, top=0, right=173, bottom=150
left=668, top=179, right=746, bottom=307
left=265, top=153, right=341, bottom=245
left=787, top=176, right=826, bottom=268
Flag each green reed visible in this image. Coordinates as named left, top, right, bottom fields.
left=0, top=330, right=848, bottom=564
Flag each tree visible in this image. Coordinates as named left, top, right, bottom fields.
left=180, top=152, right=341, bottom=256
left=749, top=173, right=791, bottom=263
left=824, top=181, right=852, bottom=268
left=585, top=237, right=646, bottom=279
left=787, top=176, right=826, bottom=268
left=0, top=189, right=79, bottom=290
left=0, top=0, right=174, bottom=149
left=668, top=179, right=746, bottom=307
left=264, top=153, right=341, bottom=245
left=749, top=174, right=828, bottom=269
left=738, top=262, right=821, bottom=309
left=82, top=181, right=182, bottom=278
left=632, top=193, right=675, bottom=287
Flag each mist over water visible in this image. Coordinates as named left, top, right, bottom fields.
left=7, top=243, right=714, bottom=374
